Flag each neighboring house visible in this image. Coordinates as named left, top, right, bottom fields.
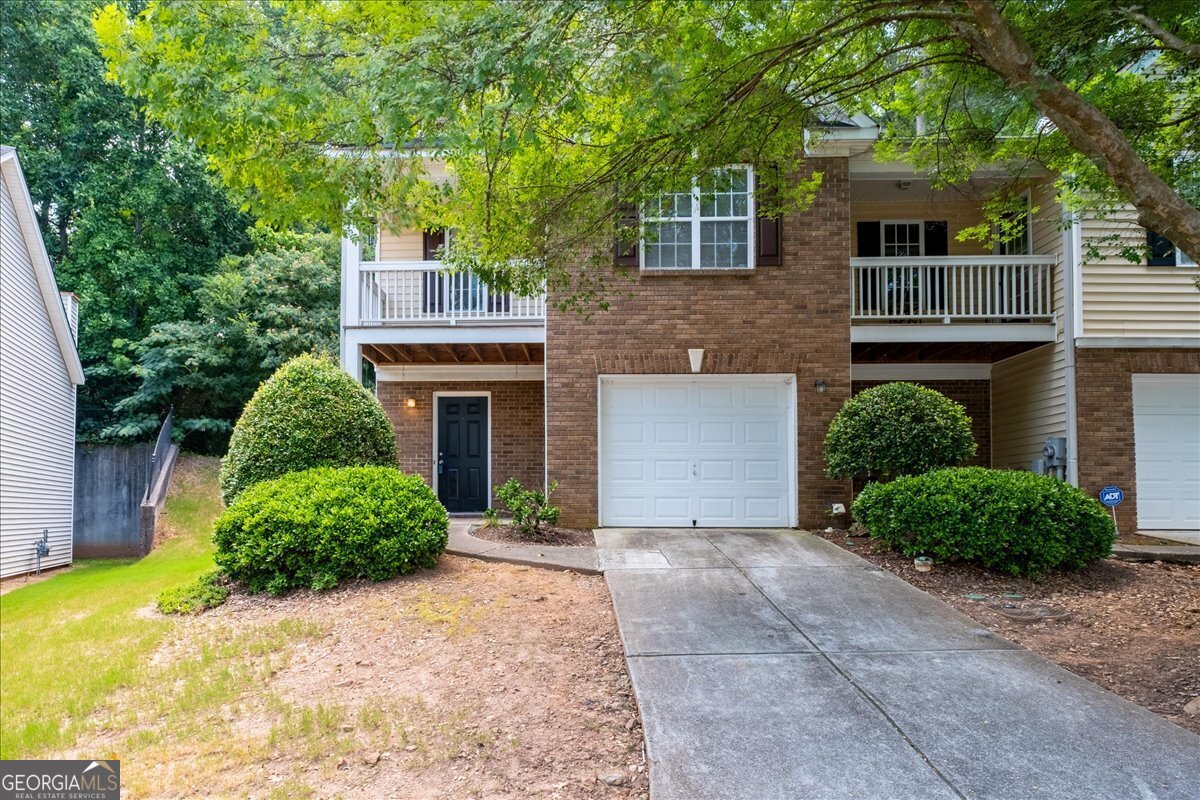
left=1, top=146, right=85, bottom=578
left=339, top=120, right=1200, bottom=535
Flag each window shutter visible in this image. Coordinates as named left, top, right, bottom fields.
left=486, top=290, right=511, bottom=313
left=925, top=221, right=949, bottom=257
left=423, top=228, right=446, bottom=261
left=614, top=202, right=639, bottom=267
left=857, top=221, right=881, bottom=257
left=755, top=166, right=782, bottom=266
left=1147, top=230, right=1177, bottom=266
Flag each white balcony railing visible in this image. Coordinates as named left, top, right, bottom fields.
left=358, top=261, right=546, bottom=325
left=851, top=256, right=1057, bottom=322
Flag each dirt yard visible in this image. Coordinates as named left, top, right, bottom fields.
left=471, top=524, right=596, bottom=548
left=58, top=557, right=646, bottom=799
left=814, top=530, right=1200, bottom=734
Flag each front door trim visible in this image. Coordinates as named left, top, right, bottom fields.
left=432, top=391, right=492, bottom=511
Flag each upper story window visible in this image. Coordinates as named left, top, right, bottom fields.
left=642, top=167, right=755, bottom=270
left=882, top=221, right=923, bottom=256
left=1147, top=230, right=1196, bottom=267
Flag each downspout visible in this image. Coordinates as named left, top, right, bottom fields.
left=1062, top=209, right=1082, bottom=485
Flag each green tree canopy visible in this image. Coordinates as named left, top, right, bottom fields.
left=95, top=0, right=1200, bottom=304
left=104, top=229, right=340, bottom=453
left=1, top=0, right=252, bottom=428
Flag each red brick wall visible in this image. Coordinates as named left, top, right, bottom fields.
left=851, top=380, right=991, bottom=467
left=1075, top=348, right=1200, bottom=533
left=376, top=381, right=545, bottom=502
left=546, top=158, right=853, bottom=528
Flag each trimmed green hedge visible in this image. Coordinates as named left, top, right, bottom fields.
left=220, top=354, right=397, bottom=504
left=852, top=467, right=1115, bottom=576
left=825, top=382, right=976, bottom=480
left=213, top=466, right=448, bottom=594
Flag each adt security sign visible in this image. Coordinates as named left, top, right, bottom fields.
left=1099, top=486, right=1124, bottom=507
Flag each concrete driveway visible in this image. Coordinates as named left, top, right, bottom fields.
left=598, top=529, right=1200, bottom=800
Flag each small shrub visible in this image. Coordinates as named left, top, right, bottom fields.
left=490, top=479, right=560, bottom=536
left=213, top=466, right=448, bottom=595
left=825, top=382, right=976, bottom=480
left=219, top=354, right=397, bottom=505
left=852, top=467, right=1115, bottom=577
left=157, top=570, right=231, bottom=615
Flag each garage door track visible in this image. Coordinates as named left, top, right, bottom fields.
left=599, top=529, right=1200, bottom=800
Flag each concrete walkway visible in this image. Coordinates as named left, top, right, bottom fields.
left=598, top=528, right=1200, bottom=800
left=446, top=519, right=600, bottom=574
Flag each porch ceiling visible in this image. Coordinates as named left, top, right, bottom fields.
left=852, top=340, right=1049, bottom=364
left=362, top=341, right=544, bottom=365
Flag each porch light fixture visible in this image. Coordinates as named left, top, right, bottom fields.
left=406, top=398, right=417, bottom=408
left=688, top=348, right=704, bottom=373
left=814, top=379, right=827, bottom=394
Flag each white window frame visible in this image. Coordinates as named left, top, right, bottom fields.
left=640, top=165, right=756, bottom=271
left=880, top=219, right=925, bottom=257
left=1177, top=247, right=1196, bottom=267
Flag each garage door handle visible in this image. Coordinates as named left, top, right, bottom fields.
left=691, top=462, right=698, bottom=477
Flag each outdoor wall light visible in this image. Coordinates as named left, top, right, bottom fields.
left=406, top=398, right=417, bottom=408
left=814, top=379, right=827, bottom=394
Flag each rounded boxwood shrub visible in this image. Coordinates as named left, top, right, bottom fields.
left=213, top=466, right=448, bottom=594
left=825, top=382, right=976, bottom=480
left=220, top=354, right=397, bottom=504
left=852, top=467, right=1115, bottom=576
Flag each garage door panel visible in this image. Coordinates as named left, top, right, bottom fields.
left=654, top=421, right=691, bottom=445
left=654, top=460, right=690, bottom=482
left=699, top=421, right=735, bottom=444
left=1133, top=374, right=1200, bottom=530
left=600, top=376, right=794, bottom=528
left=744, top=496, right=788, bottom=522
left=699, top=459, right=736, bottom=482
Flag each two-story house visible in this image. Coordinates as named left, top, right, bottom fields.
left=339, top=119, right=1200, bottom=536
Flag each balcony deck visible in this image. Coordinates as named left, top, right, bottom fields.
left=356, top=261, right=546, bottom=326
left=850, top=255, right=1058, bottom=344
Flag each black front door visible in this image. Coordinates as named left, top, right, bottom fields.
left=437, top=396, right=488, bottom=512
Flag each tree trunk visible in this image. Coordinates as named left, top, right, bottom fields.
left=952, top=0, right=1200, bottom=261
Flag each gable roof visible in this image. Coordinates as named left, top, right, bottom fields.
left=1, top=146, right=85, bottom=386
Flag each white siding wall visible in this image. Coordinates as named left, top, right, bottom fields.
left=1080, top=208, right=1200, bottom=337
left=0, top=177, right=76, bottom=577
left=991, top=185, right=1069, bottom=470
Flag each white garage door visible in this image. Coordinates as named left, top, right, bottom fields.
left=599, top=375, right=796, bottom=528
left=1133, top=374, right=1200, bottom=530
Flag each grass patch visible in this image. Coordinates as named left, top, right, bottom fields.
left=0, top=456, right=223, bottom=758
left=156, top=570, right=230, bottom=615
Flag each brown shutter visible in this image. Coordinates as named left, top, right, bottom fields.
left=423, top=228, right=446, bottom=260
left=614, top=202, right=639, bottom=267
left=755, top=165, right=783, bottom=266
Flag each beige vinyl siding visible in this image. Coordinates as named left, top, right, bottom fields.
left=1080, top=208, right=1200, bottom=337
left=378, top=225, right=425, bottom=261
left=0, top=177, right=76, bottom=577
left=991, top=185, right=1068, bottom=469
left=850, top=199, right=990, bottom=256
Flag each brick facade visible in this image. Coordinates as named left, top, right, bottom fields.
left=545, top=158, right=853, bottom=528
left=376, top=381, right=545, bottom=503
left=1074, top=348, right=1200, bottom=533
left=851, top=380, right=992, bottom=467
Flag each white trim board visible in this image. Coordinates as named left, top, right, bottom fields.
left=851, top=323, right=1057, bottom=343
left=851, top=363, right=992, bottom=381
left=377, top=364, right=544, bottom=382
left=1076, top=337, right=1200, bottom=349
left=431, top=391, right=492, bottom=511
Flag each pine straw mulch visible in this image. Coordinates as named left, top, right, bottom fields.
left=813, top=529, right=1200, bottom=735
left=469, top=523, right=596, bottom=548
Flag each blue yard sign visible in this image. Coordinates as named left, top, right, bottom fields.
left=1099, top=486, right=1124, bottom=507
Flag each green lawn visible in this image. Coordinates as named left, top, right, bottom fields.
left=0, top=456, right=223, bottom=758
